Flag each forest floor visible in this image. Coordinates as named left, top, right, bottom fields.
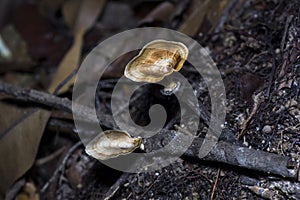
left=0, top=0, right=299, bottom=199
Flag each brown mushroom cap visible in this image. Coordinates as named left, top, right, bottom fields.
left=85, top=130, right=142, bottom=160
left=124, top=40, right=189, bottom=83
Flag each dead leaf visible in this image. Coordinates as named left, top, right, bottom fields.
left=12, top=3, right=70, bottom=66
left=132, top=0, right=167, bottom=19
left=100, top=1, right=137, bottom=30
left=0, top=25, right=32, bottom=64
left=138, top=1, right=175, bottom=26
left=0, top=101, right=50, bottom=196
left=62, top=0, right=81, bottom=29
left=0, top=4, right=107, bottom=190
left=38, top=0, right=64, bottom=17
left=2, top=72, right=36, bottom=88
left=0, top=0, right=18, bottom=30
left=0, top=2, right=106, bottom=193
left=179, top=0, right=231, bottom=36
left=239, top=73, right=263, bottom=100
left=101, top=51, right=137, bottom=79
left=47, top=0, right=106, bottom=94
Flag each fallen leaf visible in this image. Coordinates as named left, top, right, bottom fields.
left=12, top=2, right=71, bottom=66
left=133, top=1, right=162, bottom=18
left=47, top=0, right=106, bottom=94
left=100, top=1, right=137, bottom=30
left=2, top=72, right=36, bottom=88
left=0, top=2, right=105, bottom=193
left=62, top=0, right=81, bottom=29
left=0, top=0, right=17, bottom=30
left=179, top=0, right=231, bottom=36
left=0, top=101, right=50, bottom=196
left=138, top=1, right=175, bottom=26
left=101, top=51, right=137, bottom=79
left=239, top=73, right=263, bottom=100
left=0, top=25, right=32, bottom=64
left=38, top=0, right=64, bottom=17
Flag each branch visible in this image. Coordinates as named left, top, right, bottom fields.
left=0, top=81, right=299, bottom=180
left=187, top=137, right=299, bottom=179
left=0, top=81, right=114, bottom=127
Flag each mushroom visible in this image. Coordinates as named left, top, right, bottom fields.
left=124, top=39, right=188, bottom=95
left=85, top=130, right=142, bottom=160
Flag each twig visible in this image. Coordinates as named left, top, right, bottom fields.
left=214, top=0, right=239, bottom=33
left=210, top=168, right=220, bottom=200
left=103, top=173, right=130, bottom=200
left=4, top=179, right=26, bottom=200
left=0, top=81, right=114, bottom=127
left=174, top=124, right=194, bottom=136
left=52, top=68, right=78, bottom=96
left=280, top=15, right=294, bottom=53
left=266, top=55, right=277, bottom=98
left=35, top=147, right=66, bottom=166
left=238, top=91, right=263, bottom=139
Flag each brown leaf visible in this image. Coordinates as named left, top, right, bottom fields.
left=0, top=25, right=32, bottom=64
left=0, top=101, right=51, bottom=196
left=101, top=52, right=137, bottom=79
left=100, top=1, right=137, bottom=30
left=239, top=73, right=263, bottom=100
left=179, top=0, right=231, bottom=36
left=138, top=1, right=175, bottom=26
left=47, top=0, right=106, bottom=94
left=12, top=3, right=71, bottom=66
left=0, top=0, right=18, bottom=29
left=38, top=0, right=64, bottom=17
left=62, top=0, right=81, bottom=30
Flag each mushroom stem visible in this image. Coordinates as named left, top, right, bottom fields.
left=160, top=76, right=180, bottom=96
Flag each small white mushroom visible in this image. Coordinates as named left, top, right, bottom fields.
left=85, top=130, right=142, bottom=160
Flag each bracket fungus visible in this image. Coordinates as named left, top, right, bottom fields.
left=85, top=130, right=142, bottom=160
left=124, top=40, right=188, bottom=95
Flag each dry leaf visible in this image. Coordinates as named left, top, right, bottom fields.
left=38, top=0, right=64, bottom=17
left=48, top=0, right=106, bottom=94
left=0, top=0, right=17, bottom=29
left=239, top=73, right=263, bottom=99
left=0, top=1, right=106, bottom=192
left=138, top=1, right=175, bottom=26
left=179, top=0, right=231, bottom=36
left=0, top=101, right=50, bottom=196
left=100, top=1, right=137, bottom=30
left=12, top=3, right=70, bottom=66
left=0, top=25, right=32, bottom=64
left=62, top=0, right=81, bottom=29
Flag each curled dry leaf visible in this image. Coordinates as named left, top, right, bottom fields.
left=85, top=130, right=142, bottom=160
left=124, top=40, right=188, bottom=83
left=47, top=0, right=106, bottom=94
